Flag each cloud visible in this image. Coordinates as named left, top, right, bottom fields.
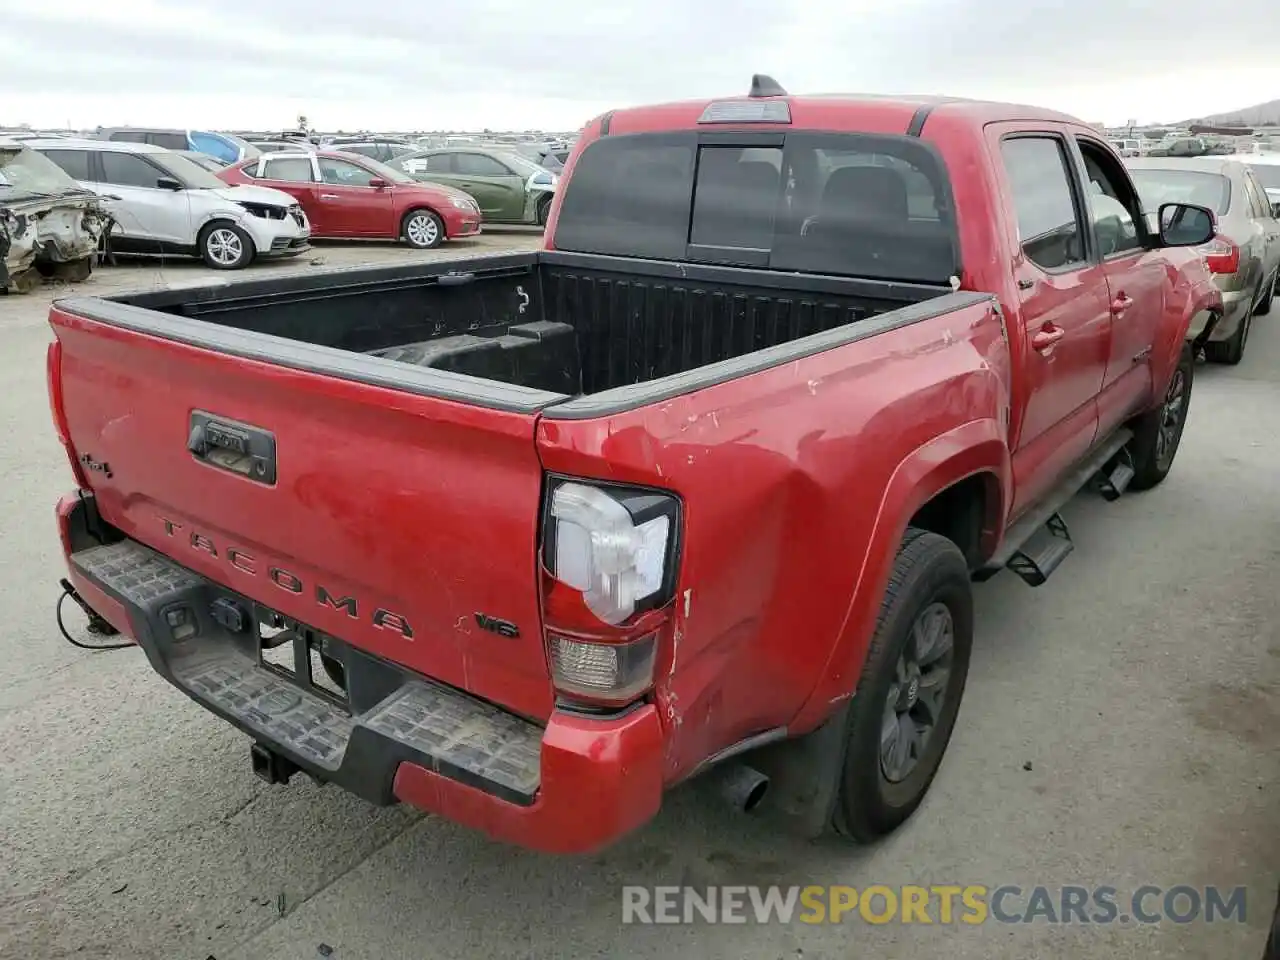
left=1, top=0, right=1275, bottom=131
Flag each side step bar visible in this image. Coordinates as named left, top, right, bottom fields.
left=1006, top=512, right=1073, bottom=587
left=976, top=428, right=1133, bottom=587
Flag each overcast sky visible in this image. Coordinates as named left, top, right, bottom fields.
left=2, top=0, right=1275, bottom=133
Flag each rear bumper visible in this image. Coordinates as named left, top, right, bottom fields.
left=56, top=493, right=664, bottom=854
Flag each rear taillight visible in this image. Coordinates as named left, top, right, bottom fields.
left=1199, top=236, right=1240, bottom=275
left=547, top=630, right=660, bottom=705
left=46, top=339, right=88, bottom=487
left=540, top=478, right=681, bottom=708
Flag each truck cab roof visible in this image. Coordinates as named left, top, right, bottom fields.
left=597, top=89, right=1086, bottom=138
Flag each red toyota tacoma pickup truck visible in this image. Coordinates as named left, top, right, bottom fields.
left=48, top=79, right=1222, bottom=854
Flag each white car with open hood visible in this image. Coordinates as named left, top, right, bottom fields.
left=28, top=138, right=311, bottom=269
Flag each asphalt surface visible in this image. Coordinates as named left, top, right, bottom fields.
left=1, top=238, right=1276, bottom=960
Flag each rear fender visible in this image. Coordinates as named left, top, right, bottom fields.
left=1155, top=265, right=1221, bottom=394
left=788, top=418, right=1009, bottom=733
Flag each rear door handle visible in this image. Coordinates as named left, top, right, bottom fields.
left=1032, top=325, right=1066, bottom=353
left=319, top=193, right=340, bottom=199
left=1111, top=293, right=1134, bottom=316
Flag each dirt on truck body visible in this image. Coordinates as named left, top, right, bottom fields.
left=1, top=140, right=107, bottom=292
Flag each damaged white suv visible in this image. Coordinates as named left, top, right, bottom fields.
left=1, top=139, right=109, bottom=292
left=29, top=138, right=310, bottom=270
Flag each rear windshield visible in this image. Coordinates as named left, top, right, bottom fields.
left=553, top=131, right=960, bottom=284
left=1129, top=169, right=1231, bottom=215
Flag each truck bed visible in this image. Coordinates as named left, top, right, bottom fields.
left=66, top=250, right=960, bottom=407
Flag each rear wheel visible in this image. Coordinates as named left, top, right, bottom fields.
left=1128, top=344, right=1193, bottom=490
left=833, top=528, right=973, bottom=843
left=199, top=221, right=253, bottom=270
left=402, top=209, right=443, bottom=249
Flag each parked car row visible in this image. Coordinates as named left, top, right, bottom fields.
left=31, top=138, right=311, bottom=270
left=0, top=124, right=566, bottom=279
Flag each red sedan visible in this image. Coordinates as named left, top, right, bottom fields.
left=218, top=150, right=481, bottom=249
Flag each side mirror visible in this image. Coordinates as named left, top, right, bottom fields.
left=368, top=178, right=388, bottom=189
left=155, top=176, right=183, bottom=191
left=1157, top=202, right=1215, bottom=247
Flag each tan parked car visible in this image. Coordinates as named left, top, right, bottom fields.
left=1126, top=157, right=1280, bottom=364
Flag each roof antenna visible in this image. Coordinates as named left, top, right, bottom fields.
left=749, top=74, right=787, bottom=98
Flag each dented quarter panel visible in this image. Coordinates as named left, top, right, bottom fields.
left=535, top=298, right=1010, bottom=782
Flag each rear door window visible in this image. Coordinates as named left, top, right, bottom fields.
left=100, top=152, right=167, bottom=189
left=454, top=153, right=514, bottom=177
left=146, top=132, right=189, bottom=150
left=42, top=149, right=94, bottom=182
left=999, top=136, right=1087, bottom=271
left=554, top=132, right=958, bottom=282
left=261, top=157, right=316, bottom=182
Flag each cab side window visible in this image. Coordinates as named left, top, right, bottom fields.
left=1001, top=136, right=1086, bottom=271
left=1075, top=139, right=1143, bottom=257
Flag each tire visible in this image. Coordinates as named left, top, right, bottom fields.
left=1128, top=343, right=1193, bottom=491
left=198, top=221, right=253, bottom=270
left=833, top=528, right=974, bottom=843
left=1255, top=271, right=1276, bottom=317
left=401, top=209, right=444, bottom=249
left=536, top=194, right=552, bottom=228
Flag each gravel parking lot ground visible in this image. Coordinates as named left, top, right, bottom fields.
left=1, top=236, right=1276, bottom=960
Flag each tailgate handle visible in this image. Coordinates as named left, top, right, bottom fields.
left=436, top=272, right=474, bottom=286
left=188, top=411, right=277, bottom=485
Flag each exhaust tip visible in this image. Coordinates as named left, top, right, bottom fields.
left=710, top=762, right=770, bottom=814
left=741, top=775, right=769, bottom=813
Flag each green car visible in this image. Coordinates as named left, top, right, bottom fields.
left=387, top=147, right=558, bottom=226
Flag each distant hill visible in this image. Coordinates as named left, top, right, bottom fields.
left=1180, top=99, right=1280, bottom=127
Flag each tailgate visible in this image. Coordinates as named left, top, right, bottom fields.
left=51, top=302, right=559, bottom=722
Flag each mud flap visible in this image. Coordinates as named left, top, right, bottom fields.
left=748, top=702, right=852, bottom=839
